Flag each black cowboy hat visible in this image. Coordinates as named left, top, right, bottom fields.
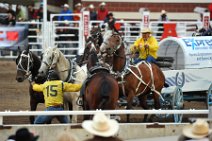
left=47, top=69, right=60, bottom=80
left=15, top=128, right=39, bottom=141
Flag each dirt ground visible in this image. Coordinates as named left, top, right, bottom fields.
left=0, top=60, right=207, bottom=125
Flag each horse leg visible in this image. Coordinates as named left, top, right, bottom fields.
left=30, top=99, right=38, bottom=124
left=126, top=91, right=134, bottom=123
left=149, top=92, right=161, bottom=122
left=139, top=95, right=149, bottom=122
left=71, top=92, right=80, bottom=123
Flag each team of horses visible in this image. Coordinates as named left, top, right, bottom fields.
left=15, top=26, right=165, bottom=123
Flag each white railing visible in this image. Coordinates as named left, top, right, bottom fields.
left=0, top=109, right=208, bottom=125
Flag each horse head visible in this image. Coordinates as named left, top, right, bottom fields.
left=100, top=33, right=122, bottom=56
left=87, top=50, right=99, bottom=71
left=16, top=47, right=34, bottom=82
left=38, top=47, right=60, bottom=77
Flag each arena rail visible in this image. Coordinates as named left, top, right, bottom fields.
left=0, top=109, right=208, bottom=125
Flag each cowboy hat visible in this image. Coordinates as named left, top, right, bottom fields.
left=99, top=2, right=106, bottom=6
left=183, top=119, right=211, bottom=139
left=89, top=4, right=94, bottom=9
left=75, top=3, right=82, bottom=7
left=82, top=112, right=119, bottom=137
left=63, top=4, right=69, bottom=8
left=161, top=9, right=166, bottom=14
left=141, top=27, right=152, bottom=33
left=15, top=128, right=39, bottom=141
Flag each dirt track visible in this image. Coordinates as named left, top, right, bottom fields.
left=0, top=60, right=207, bottom=124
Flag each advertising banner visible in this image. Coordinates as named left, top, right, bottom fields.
left=0, top=25, right=28, bottom=50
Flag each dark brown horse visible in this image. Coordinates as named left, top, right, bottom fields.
left=15, top=48, right=46, bottom=124
left=82, top=50, right=119, bottom=119
left=100, top=33, right=165, bottom=122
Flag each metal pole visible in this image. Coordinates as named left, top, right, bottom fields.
left=42, top=0, right=48, bottom=50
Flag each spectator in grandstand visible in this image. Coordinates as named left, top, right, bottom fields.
left=178, top=119, right=211, bottom=141
left=57, top=132, right=79, bottom=141
left=157, top=9, right=169, bottom=38
left=82, top=112, right=123, bottom=141
left=7, top=127, right=39, bottom=141
left=88, top=4, right=97, bottom=21
left=130, top=27, right=159, bottom=64
left=103, top=12, right=119, bottom=33
left=73, top=3, right=83, bottom=27
left=32, top=70, right=82, bottom=124
left=16, top=5, right=25, bottom=21
left=97, top=2, right=108, bottom=21
left=27, top=5, right=37, bottom=21
left=0, top=10, right=16, bottom=26
left=58, top=4, right=73, bottom=21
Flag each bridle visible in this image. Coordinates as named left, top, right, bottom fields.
left=17, top=51, right=34, bottom=78
left=41, top=50, right=58, bottom=70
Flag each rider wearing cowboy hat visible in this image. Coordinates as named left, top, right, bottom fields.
left=130, top=27, right=159, bottom=64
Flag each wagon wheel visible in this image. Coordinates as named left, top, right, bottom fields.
left=207, top=83, right=212, bottom=109
left=172, top=86, right=184, bottom=123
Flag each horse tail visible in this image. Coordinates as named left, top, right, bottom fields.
left=98, top=79, right=111, bottom=109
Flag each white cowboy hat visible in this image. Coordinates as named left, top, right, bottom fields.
left=89, top=4, right=94, bottom=9
left=63, top=4, right=69, bottom=8
left=99, top=2, right=106, bottom=6
left=141, top=27, right=152, bottom=33
left=82, top=112, right=119, bottom=137
left=75, top=3, right=82, bottom=7
left=183, top=119, right=211, bottom=139
left=161, top=9, right=166, bottom=14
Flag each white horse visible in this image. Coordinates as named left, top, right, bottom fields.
left=38, top=47, right=87, bottom=123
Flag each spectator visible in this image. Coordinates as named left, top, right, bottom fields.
left=130, top=27, right=159, bottom=64
left=103, top=13, right=119, bottom=33
left=97, top=2, right=108, bottom=21
left=58, top=4, right=73, bottom=21
left=8, top=127, right=39, bottom=141
left=0, top=10, right=16, bottom=26
left=16, top=5, right=25, bottom=21
left=157, top=9, right=169, bottom=38
left=208, top=3, right=212, bottom=20
left=73, top=3, right=83, bottom=27
left=32, top=70, right=82, bottom=124
left=27, top=5, right=37, bottom=21
left=57, top=132, right=79, bottom=141
left=88, top=4, right=97, bottom=21
left=178, top=119, right=211, bottom=141
left=82, top=112, right=123, bottom=141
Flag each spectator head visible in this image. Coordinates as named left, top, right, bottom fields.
left=75, top=3, right=82, bottom=10
left=63, top=4, right=69, bottom=11
left=99, top=2, right=106, bottom=10
left=161, top=9, right=167, bottom=21
left=57, top=132, right=79, bottom=141
left=15, top=128, right=39, bottom=141
left=182, top=119, right=211, bottom=139
left=7, top=10, right=16, bottom=20
left=82, top=112, right=119, bottom=137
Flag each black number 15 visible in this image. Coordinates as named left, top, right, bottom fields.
left=46, top=85, right=58, bottom=97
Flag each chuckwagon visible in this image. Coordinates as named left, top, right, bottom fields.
left=157, top=36, right=212, bottom=122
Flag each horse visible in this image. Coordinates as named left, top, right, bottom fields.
left=82, top=50, right=119, bottom=119
left=38, top=47, right=87, bottom=123
left=99, top=33, right=165, bottom=122
left=15, top=48, right=46, bottom=124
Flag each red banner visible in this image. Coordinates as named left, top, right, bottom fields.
left=6, top=31, right=19, bottom=41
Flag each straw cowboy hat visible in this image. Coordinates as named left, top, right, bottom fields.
left=183, top=119, right=211, bottom=139
left=63, top=4, right=69, bottom=8
left=141, top=27, right=152, bottom=33
left=82, top=112, right=119, bottom=137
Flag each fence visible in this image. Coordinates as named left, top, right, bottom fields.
left=0, top=15, right=209, bottom=59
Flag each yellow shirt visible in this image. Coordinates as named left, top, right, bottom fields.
left=130, top=36, right=159, bottom=59
left=32, top=80, right=82, bottom=108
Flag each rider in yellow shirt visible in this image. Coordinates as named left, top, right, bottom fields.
left=130, top=27, right=159, bottom=64
left=32, top=70, right=82, bottom=124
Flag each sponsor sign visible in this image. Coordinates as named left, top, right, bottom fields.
left=83, top=11, right=90, bottom=37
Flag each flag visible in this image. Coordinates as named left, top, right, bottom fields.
left=6, top=31, right=19, bottom=41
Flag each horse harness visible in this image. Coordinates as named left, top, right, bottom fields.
left=17, top=51, right=34, bottom=81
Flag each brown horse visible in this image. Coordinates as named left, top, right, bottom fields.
left=82, top=50, right=119, bottom=119
left=100, top=33, right=165, bottom=122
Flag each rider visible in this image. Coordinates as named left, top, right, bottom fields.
left=130, top=27, right=159, bottom=64
left=32, top=70, right=82, bottom=124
